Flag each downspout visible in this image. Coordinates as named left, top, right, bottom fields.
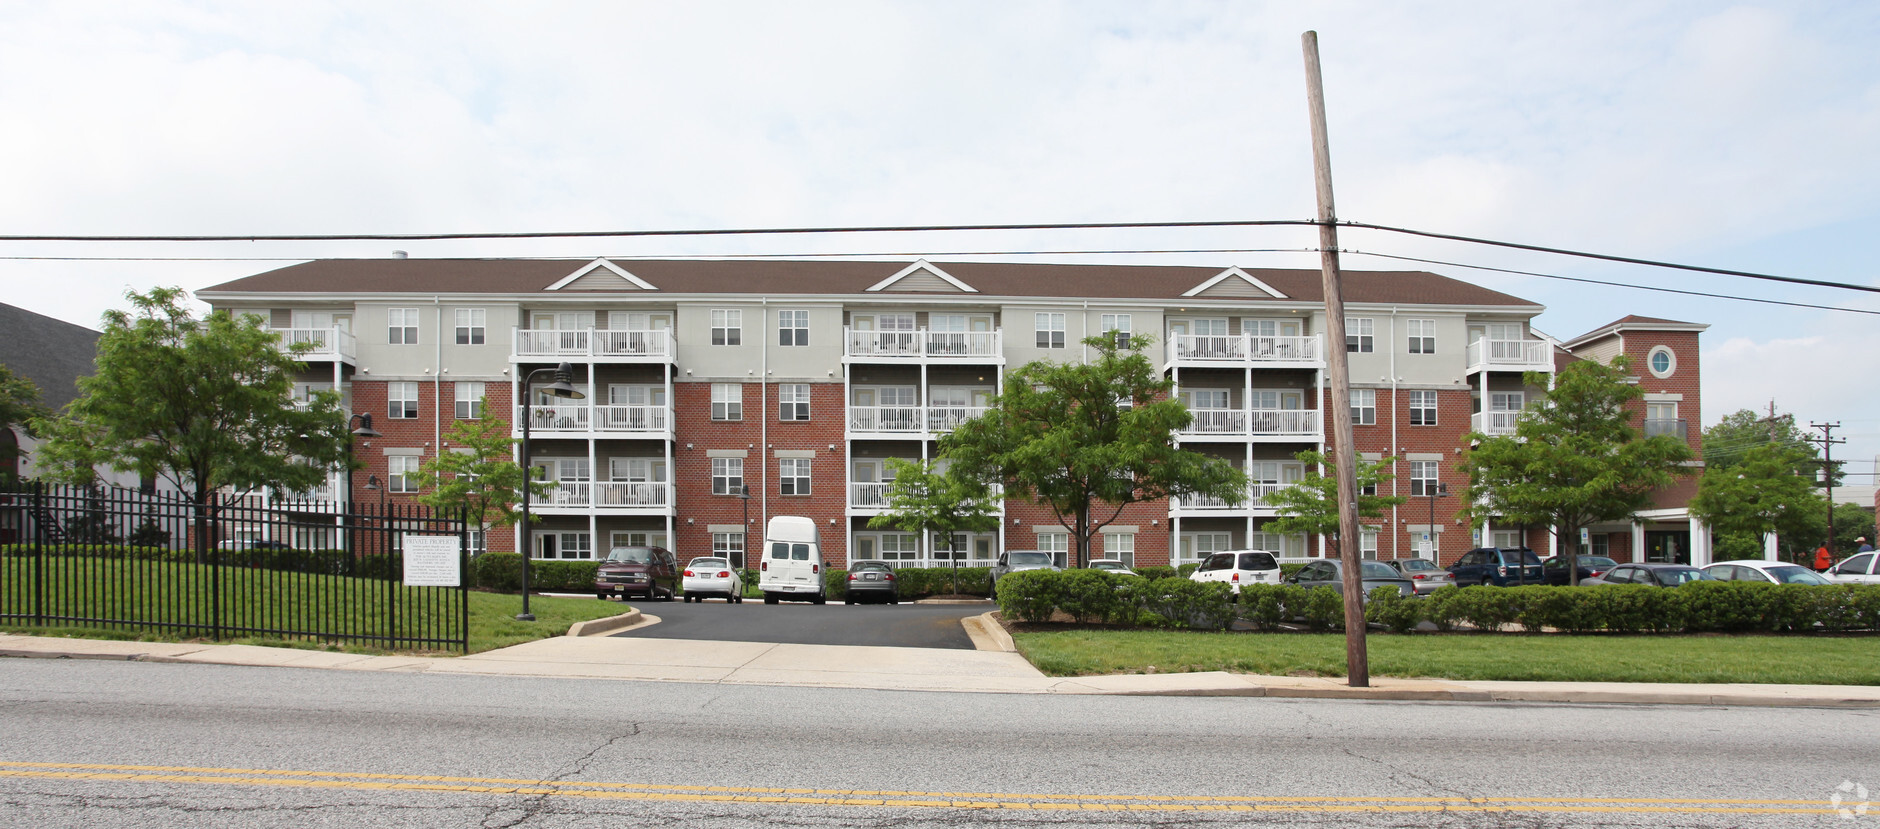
left=760, top=298, right=769, bottom=540
left=1388, top=309, right=1399, bottom=560
left=433, top=297, right=443, bottom=463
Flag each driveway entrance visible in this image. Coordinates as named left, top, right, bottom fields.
left=611, top=601, right=991, bottom=649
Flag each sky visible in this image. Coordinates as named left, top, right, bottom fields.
left=2, top=1, right=1876, bottom=486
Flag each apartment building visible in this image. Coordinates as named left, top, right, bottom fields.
left=197, top=257, right=1713, bottom=569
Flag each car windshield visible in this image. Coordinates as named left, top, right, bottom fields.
left=606, top=548, right=654, bottom=564
left=1765, top=565, right=1830, bottom=585
left=1397, top=559, right=1437, bottom=572
left=852, top=561, right=890, bottom=572
left=691, top=558, right=727, bottom=569
left=1654, top=568, right=1708, bottom=585
left=1238, top=552, right=1278, bottom=571
left=1091, top=562, right=1127, bottom=571
left=1360, top=561, right=1399, bottom=580
left=1008, top=552, right=1053, bottom=567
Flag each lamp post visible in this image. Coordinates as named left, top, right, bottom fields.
left=739, top=484, right=751, bottom=569
left=517, top=362, right=584, bottom=622
left=345, top=414, right=381, bottom=556
left=1425, top=482, right=1447, bottom=560
left=365, top=474, right=388, bottom=559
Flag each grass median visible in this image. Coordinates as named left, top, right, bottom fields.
left=1011, top=629, right=1880, bottom=685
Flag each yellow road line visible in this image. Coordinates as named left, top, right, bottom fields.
left=0, top=762, right=1838, bottom=816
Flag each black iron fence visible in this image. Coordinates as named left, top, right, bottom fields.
left=0, top=482, right=469, bottom=653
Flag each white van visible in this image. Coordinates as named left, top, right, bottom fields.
left=759, top=516, right=827, bottom=604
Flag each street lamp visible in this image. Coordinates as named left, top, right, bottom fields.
left=738, top=484, right=751, bottom=569
left=1425, top=482, right=1448, bottom=560
left=345, top=413, right=380, bottom=512
left=517, top=362, right=584, bottom=622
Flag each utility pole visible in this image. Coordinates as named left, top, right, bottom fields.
left=1302, top=30, right=1368, bottom=688
left=1810, top=422, right=1845, bottom=551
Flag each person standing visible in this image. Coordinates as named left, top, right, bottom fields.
left=1815, top=544, right=1834, bottom=572
left=1858, top=537, right=1874, bottom=553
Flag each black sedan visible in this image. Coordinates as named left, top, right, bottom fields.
left=844, top=560, right=900, bottom=605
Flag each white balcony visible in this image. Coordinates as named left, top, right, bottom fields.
left=844, top=328, right=1002, bottom=361
left=850, top=482, right=893, bottom=510
left=1179, top=408, right=1321, bottom=441
left=273, top=326, right=357, bottom=364
left=1466, top=338, right=1552, bottom=374
left=849, top=406, right=923, bottom=434
left=513, top=328, right=672, bottom=361
left=536, top=481, right=672, bottom=511
left=595, top=405, right=668, bottom=433
left=519, top=406, right=590, bottom=432
left=516, top=405, right=672, bottom=436
left=1167, top=334, right=1322, bottom=368
left=1472, top=410, right=1521, bottom=435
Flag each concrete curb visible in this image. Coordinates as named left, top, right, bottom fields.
left=565, top=609, right=646, bottom=637
left=962, top=612, right=1017, bottom=653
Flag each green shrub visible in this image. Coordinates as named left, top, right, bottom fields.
left=995, top=569, right=1062, bottom=622
left=889, top=566, right=991, bottom=598
left=1056, top=569, right=1129, bottom=624
left=1421, top=585, right=1464, bottom=631
left=1132, top=577, right=1235, bottom=630
left=824, top=568, right=848, bottom=600
left=1449, top=585, right=1522, bottom=632
left=472, top=552, right=523, bottom=591
left=1279, top=562, right=1309, bottom=579
left=1297, top=586, right=1344, bottom=631
left=1133, top=565, right=1177, bottom=582
left=1364, top=585, right=1422, bottom=633
left=1176, top=562, right=1199, bottom=578
left=1236, top=583, right=1293, bottom=630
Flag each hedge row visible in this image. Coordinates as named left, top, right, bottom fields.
left=993, top=569, right=1235, bottom=630
left=1240, top=581, right=1880, bottom=634
left=1, top=543, right=403, bottom=579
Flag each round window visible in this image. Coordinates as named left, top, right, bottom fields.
left=1647, top=346, right=1676, bottom=378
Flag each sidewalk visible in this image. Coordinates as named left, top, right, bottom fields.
left=4, top=616, right=1877, bottom=708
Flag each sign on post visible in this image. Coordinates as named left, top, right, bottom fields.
left=402, top=535, right=463, bottom=586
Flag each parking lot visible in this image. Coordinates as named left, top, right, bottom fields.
left=609, top=600, right=993, bottom=650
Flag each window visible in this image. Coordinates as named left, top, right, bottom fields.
left=713, top=532, right=746, bottom=568
left=778, top=384, right=810, bottom=421
left=388, top=382, right=419, bottom=419
left=1037, top=532, right=1069, bottom=568
left=1410, top=460, right=1440, bottom=497
left=1035, top=313, right=1065, bottom=349
left=711, top=384, right=742, bottom=421
left=711, top=458, right=743, bottom=496
left=1105, top=533, right=1135, bottom=567
left=1345, top=317, right=1374, bottom=353
left=779, top=458, right=811, bottom=495
left=1100, top=313, right=1131, bottom=347
left=712, top=309, right=742, bottom=346
left=468, top=528, right=486, bottom=556
left=1181, top=532, right=1233, bottom=563
left=1360, top=526, right=1379, bottom=559
left=1349, top=388, right=1376, bottom=426
left=1647, top=345, right=1677, bottom=378
left=388, top=308, right=419, bottom=345
left=388, top=455, right=420, bottom=493
left=1589, top=534, right=1609, bottom=558
left=878, top=533, right=919, bottom=562
left=778, top=310, right=808, bottom=346
left=1409, top=390, right=1437, bottom=426
left=1407, top=319, right=1435, bottom=354
left=454, top=382, right=484, bottom=419
left=536, top=531, right=592, bottom=560
left=454, top=308, right=486, bottom=345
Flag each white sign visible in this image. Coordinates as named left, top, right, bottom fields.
left=402, top=535, right=463, bottom=586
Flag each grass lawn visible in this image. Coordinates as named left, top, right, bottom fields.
left=1012, top=628, right=1880, bottom=685
left=2, top=557, right=626, bottom=655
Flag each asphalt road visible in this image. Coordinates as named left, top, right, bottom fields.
left=3, top=658, right=1877, bottom=828
left=613, top=599, right=990, bottom=649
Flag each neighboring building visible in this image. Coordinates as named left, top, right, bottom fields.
left=197, top=258, right=1715, bottom=569
left=0, top=302, right=105, bottom=483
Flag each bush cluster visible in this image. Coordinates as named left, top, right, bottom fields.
left=822, top=566, right=992, bottom=601
left=468, top=553, right=597, bottom=592
left=991, top=570, right=1234, bottom=630
left=1287, top=582, right=1880, bottom=634
left=1, top=543, right=407, bottom=579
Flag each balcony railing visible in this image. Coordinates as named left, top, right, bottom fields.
left=1466, top=338, right=1551, bottom=371
left=273, top=326, right=357, bottom=362
left=1171, top=481, right=1302, bottom=512
left=1643, top=418, right=1688, bottom=440
left=1472, top=410, right=1521, bottom=435
left=927, top=406, right=988, bottom=431
left=1180, top=408, right=1320, bottom=438
left=538, top=482, right=672, bottom=509
left=845, top=328, right=1002, bottom=359
left=519, top=406, right=590, bottom=432
left=513, top=328, right=671, bottom=359
left=849, top=406, right=923, bottom=433
left=516, top=405, right=670, bottom=433
left=1168, top=334, right=1322, bottom=364
left=595, top=405, right=668, bottom=432
left=851, top=482, right=892, bottom=508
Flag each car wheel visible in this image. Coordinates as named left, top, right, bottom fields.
left=844, top=596, right=854, bottom=605
left=763, top=592, right=778, bottom=605
left=812, top=592, right=827, bottom=605
left=596, top=593, right=608, bottom=601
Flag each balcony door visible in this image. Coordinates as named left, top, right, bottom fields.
left=609, top=457, right=666, bottom=505
left=607, top=384, right=665, bottom=430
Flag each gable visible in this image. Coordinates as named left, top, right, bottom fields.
left=1182, top=267, right=1286, bottom=299
left=546, top=259, right=658, bottom=291
left=866, top=260, right=976, bottom=293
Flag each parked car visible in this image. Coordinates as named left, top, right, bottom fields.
left=1824, top=552, right=1880, bottom=585
left=682, top=556, right=743, bottom=603
left=1448, top=547, right=1545, bottom=587
left=1088, top=559, right=1138, bottom=577
left=1580, top=563, right=1710, bottom=587
left=1189, top=550, right=1283, bottom=594
left=1383, top=557, right=1453, bottom=595
left=844, top=559, right=900, bottom=604
left=989, top=550, right=1061, bottom=597
left=760, top=515, right=827, bottom=604
left=1541, top=554, right=1619, bottom=586
left=1287, top=559, right=1415, bottom=599
left=1703, top=560, right=1834, bottom=586
left=595, top=545, right=679, bottom=601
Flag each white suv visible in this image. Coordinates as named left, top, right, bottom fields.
left=1189, top=550, right=1284, bottom=594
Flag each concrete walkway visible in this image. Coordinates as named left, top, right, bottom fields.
left=4, top=613, right=1878, bottom=708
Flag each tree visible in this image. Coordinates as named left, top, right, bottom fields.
left=0, top=364, right=46, bottom=479
left=866, top=458, right=1002, bottom=594
left=31, top=288, right=351, bottom=558
left=1458, top=356, right=1695, bottom=584
left=941, top=333, right=1247, bottom=569
left=412, top=400, right=556, bottom=551
left=1262, top=450, right=1407, bottom=558
left=1689, top=442, right=1824, bottom=559
left=1702, top=407, right=1822, bottom=477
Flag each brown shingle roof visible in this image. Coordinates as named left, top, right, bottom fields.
left=201, top=258, right=1540, bottom=307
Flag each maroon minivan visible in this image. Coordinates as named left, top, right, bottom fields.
left=594, top=546, right=679, bottom=601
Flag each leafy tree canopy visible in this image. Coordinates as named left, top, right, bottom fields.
left=1458, top=355, right=1695, bottom=579
left=1701, top=407, right=1821, bottom=477
left=1689, top=442, right=1824, bottom=543
left=31, top=287, right=351, bottom=507
left=414, top=400, right=555, bottom=531
left=866, top=458, right=1002, bottom=593
left=0, top=364, right=46, bottom=468
left=1263, top=450, right=1407, bottom=555
left=940, top=333, right=1246, bottom=567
